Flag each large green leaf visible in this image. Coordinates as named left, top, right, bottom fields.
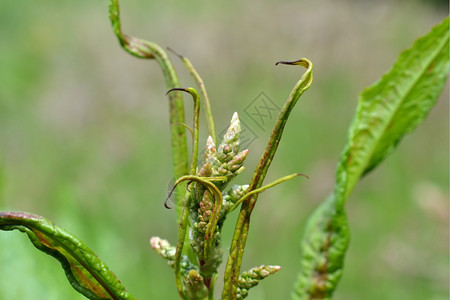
left=0, top=211, right=136, bottom=300
left=338, top=17, right=449, bottom=200
left=293, top=17, right=449, bottom=300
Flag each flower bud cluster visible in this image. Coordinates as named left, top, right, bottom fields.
left=150, top=237, right=176, bottom=261
left=150, top=236, right=198, bottom=273
left=189, top=113, right=249, bottom=278
left=220, top=184, right=249, bottom=218
left=236, top=265, right=281, bottom=299
left=201, top=113, right=249, bottom=189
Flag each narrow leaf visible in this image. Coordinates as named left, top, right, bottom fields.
left=223, top=58, right=313, bottom=300
left=0, top=211, right=136, bottom=300
left=168, top=47, right=217, bottom=143
left=109, top=0, right=189, bottom=220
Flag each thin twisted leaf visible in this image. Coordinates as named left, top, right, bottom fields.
left=293, top=18, right=449, bottom=300
left=168, top=47, right=217, bottom=143
left=167, top=88, right=201, bottom=176
left=0, top=211, right=136, bottom=300
left=223, top=59, right=313, bottom=300
left=109, top=0, right=188, bottom=215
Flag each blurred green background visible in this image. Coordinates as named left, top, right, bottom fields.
left=0, top=0, right=448, bottom=299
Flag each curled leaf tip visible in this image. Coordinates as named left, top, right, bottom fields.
left=275, top=58, right=311, bottom=68
left=166, top=87, right=187, bottom=95
left=167, top=46, right=184, bottom=59
left=164, top=185, right=177, bottom=209
left=166, top=87, right=199, bottom=101
left=296, top=173, right=310, bottom=179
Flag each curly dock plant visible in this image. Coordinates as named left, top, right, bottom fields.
left=0, top=1, right=448, bottom=299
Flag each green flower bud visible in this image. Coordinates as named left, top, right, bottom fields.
left=150, top=237, right=176, bottom=261
left=204, top=136, right=220, bottom=169
left=225, top=185, right=249, bottom=204
left=217, top=112, right=241, bottom=163
left=236, top=265, right=281, bottom=299
left=184, top=269, right=208, bottom=300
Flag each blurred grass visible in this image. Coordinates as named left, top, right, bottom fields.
left=0, top=0, right=448, bottom=299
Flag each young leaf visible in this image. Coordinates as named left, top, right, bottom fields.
left=293, top=18, right=449, bottom=300
left=339, top=17, right=449, bottom=200
left=0, top=211, right=136, bottom=300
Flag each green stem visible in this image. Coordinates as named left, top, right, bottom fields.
left=227, top=173, right=308, bottom=214
left=174, top=193, right=191, bottom=300
left=222, top=59, right=313, bottom=300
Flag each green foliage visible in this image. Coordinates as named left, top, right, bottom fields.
left=0, top=1, right=448, bottom=300
left=340, top=17, right=449, bottom=196
left=293, top=17, right=449, bottom=300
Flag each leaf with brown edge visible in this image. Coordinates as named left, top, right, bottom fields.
left=0, top=211, right=136, bottom=300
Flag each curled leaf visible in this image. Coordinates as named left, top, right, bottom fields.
left=0, top=211, right=136, bottom=300
left=168, top=47, right=217, bottom=142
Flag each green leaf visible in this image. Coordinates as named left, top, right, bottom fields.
left=294, top=18, right=449, bottom=300
left=339, top=17, right=449, bottom=200
left=0, top=211, right=136, bottom=300
left=292, top=196, right=349, bottom=300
